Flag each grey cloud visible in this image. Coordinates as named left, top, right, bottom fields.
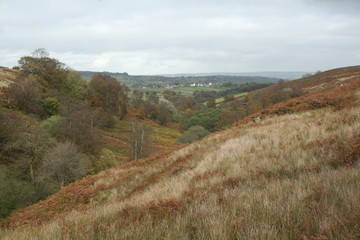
left=0, top=0, right=359, bottom=74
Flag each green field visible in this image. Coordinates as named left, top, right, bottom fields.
left=173, top=86, right=227, bottom=91
left=130, top=87, right=248, bottom=105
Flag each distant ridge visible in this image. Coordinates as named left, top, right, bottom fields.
left=79, top=70, right=310, bottom=80
left=157, top=71, right=312, bottom=80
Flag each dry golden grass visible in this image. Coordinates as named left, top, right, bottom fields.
left=1, top=68, right=360, bottom=239
left=2, top=99, right=360, bottom=239
left=0, top=66, right=17, bottom=88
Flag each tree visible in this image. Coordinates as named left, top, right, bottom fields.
left=9, top=126, right=56, bottom=183
left=53, top=102, right=102, bottom=155
left=157, top=103, right=173, bottom=125
left=143, top=100, right=158, bottom=120
left=39, top=141, right=88, bottom=188
left=62, top=70, right=87, bottom=101
left=88, top=73, right=127, bottom=118
left=3, top=76, right=43, bottom=115
left=17, top=49, right=67, bottom=90
left=129, top=120, right=152, bottom=161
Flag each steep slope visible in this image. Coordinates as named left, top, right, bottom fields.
left=1, top=67, right=360, bottom=239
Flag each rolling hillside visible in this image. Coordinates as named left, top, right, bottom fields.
left=1, top=66, right=360, bottom=240
left=0, top=67, right=17, bottom=89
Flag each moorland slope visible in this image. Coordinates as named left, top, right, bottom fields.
left=1, top=66, right=360, bottom=240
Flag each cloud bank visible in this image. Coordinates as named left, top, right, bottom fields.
left=0, top=0, right=359, bottom=74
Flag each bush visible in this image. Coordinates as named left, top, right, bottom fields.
left=41, top=115, right=64, bottom=134
left=177, top=126, right=210, bottom=144
left=93, top=149, right=119, bottom=173
left=43, top=97, right=59, bottom=117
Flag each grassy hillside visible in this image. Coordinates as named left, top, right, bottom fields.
left=1, top=66, right=359, bottom=239
left=0, top=67, right=17, bottom=89
left=101, top=119, right=181, bottom=163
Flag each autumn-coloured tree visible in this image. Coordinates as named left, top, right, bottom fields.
left=88, top=73, right=127, bottom=118
left=3, top=76, right=43, bottom=115
left=17, top=48, right=67, bottom=90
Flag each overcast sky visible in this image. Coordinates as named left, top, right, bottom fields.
left=0, top=0, right=359, bottom=74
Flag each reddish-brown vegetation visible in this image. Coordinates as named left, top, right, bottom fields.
left=1, top=66, right=360, bottom=240
left=234, top=73, right=360, bottom=127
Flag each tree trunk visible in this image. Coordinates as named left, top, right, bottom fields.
left=29, top=160, right=34, bottom=183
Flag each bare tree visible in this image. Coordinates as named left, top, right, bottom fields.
left=39, top=141, right=87, bottom=187
left=129, top=120, right=152, bottom=161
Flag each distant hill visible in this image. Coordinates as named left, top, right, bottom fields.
left=79, top=71, right=281, bottom=88
left=2, top=65, right=360, bottom=240
left=158, top=71, right=311, bottom=80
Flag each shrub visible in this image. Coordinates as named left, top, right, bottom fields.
left=177, top=126, right=210, bottom=144
left=93, top=149, right=119, bottom=173
left=43, top=97, right=59, bottom=117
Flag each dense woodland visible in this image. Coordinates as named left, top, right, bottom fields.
left=0, top=49, right=303, bottom=220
